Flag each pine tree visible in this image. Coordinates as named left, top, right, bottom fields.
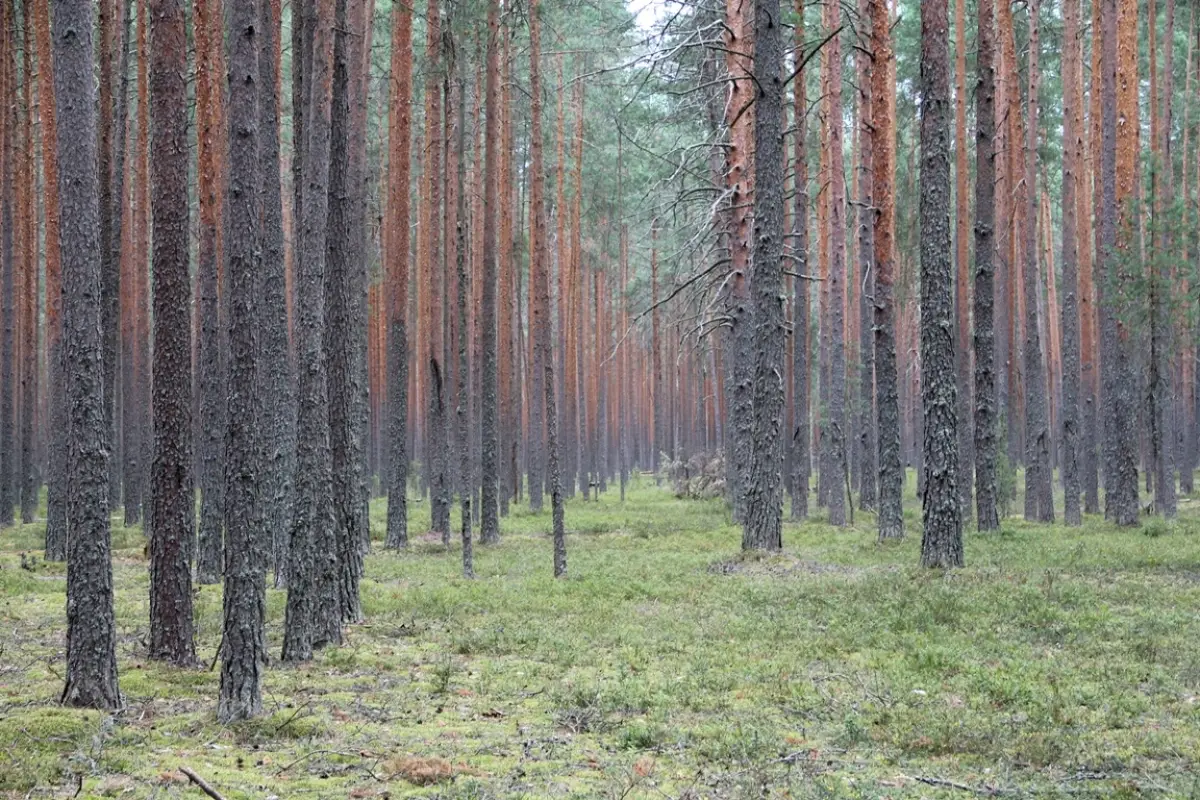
left=790, top=0, right=811, bottom=522
left=220, top=0, right=267, bottom=721
left=147, top=0, right=196, bottom=667
left=973, top=0, right=1000, bottom=531
left=385, top=0, right=414, bottom=549
left=56, top=0, right=121, bottom=709
left=742, top=0, right=786, bottom=551
left=480, top=0, right=501, bottom=543
left=870, top=0, right=903, bottom=541
left=919, top=0, right=963, bottom=567
left=1061, top=0, right=1084, bottom=526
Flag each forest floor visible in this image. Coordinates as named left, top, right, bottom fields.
left=2, top=477, right=1200, bottom=799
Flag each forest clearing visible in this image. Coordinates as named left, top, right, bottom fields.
left=3, top=481, right=1200, bottom=798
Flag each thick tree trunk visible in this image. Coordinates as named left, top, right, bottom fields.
left=919, top=0, right=963, bottom=567
left=219, top=0, right=267, bottom=721
left=326, top=0, right=367, bottom=624
left=147, top=0, right=196, bottom=667
left=56, top=0, right=121, bottom=709
left=283, top=0, right=339, bottom=661
left=742, top=0, right=785, bottom=551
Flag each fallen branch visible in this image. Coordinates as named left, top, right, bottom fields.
left=180, top=766, right=227, bottom=800
left=903, top=774, right=1011, bottom=795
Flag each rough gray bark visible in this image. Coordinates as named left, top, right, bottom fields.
left=742, top=0, right=785, bottom=552
left=56, top=0, right=121, bottom=709
left=918, top=0, right=963, bottom=568
left=259, top=0, right=297, bottom=587
left=1021, top=0, right=1053, bottom=523
left=219, top=0, right=267, bottom=722
left=283, top=0, right=339, bottom=661
left=148, top=0, right=196, bottom=667
left=1060, top=0, right=1083, bottom=526
left=480, top=0, right=501, bottom=543
left=973, top=0, right=1000, bottom=531
left=326, top=0, right=367, bottom=624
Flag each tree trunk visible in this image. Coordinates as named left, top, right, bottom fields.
left=385, top=0, right=413, bottom=548
left=870, top=0, right=903, bottom=541
left=147, top=0, right=196, bottom=667
left=790, top=0, right=810, bottom=521
left=219, top=0, right=269, bottom=720
left=742, top=0, right=785, bottom=551
left=283, top=0, right=339, bottom=661
left=919, top=0, right=963, bottom=567
left=1022, top=0, right=1053, bottom=523
left=953, top=0, right=972, bottom=523
left=194, top=0, right=227, bottom=584
left=856, top=0, right=876, bottom=514
left=34, top=0, right=67, bottom=560
left=1060, top=0, right=1083, bottom=526
left=825, top=1, right=848, bottom=526
left=0, top=1, right=15, bottom=529
left=56, top=0, right=121, bottom=709
left=480, top=0, right=501, bottom=543
left=528, top=0, right=566, bottom=576
left=973, top=0, right=1000, bottom=531
left=325, top=0, right=368, bottom=624
left=1100, top=0, right=1139, bottom=525
left=260, top=0, right=297, bottom=586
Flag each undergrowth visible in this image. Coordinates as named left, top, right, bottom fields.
left=1, top=474, right=1199, bottom=797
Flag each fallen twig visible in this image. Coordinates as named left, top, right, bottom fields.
left=903, top=774, right=1011, bottom=795
left=180, top=766, right=227, bottom=800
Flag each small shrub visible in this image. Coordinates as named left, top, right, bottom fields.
left=1142, top=517, right=1171, bottom=538
left=661, top=452, right=726, bottom=501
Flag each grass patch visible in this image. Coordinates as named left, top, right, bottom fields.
left=1, top=475, right=1198, bottom=797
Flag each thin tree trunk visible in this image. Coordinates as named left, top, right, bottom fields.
left=871, top=0, right=902, bottom=541
left=856, top=0, right=876, bottom=513
left=790, top=0, right=810, bottom=521
left=825, top=1, right=848, bottom=527
left=385, top=0, right=413, bottom=548
left=1061, top=0, right=1083, bottom=525
left=260, top=0, right=297, bottom=586
left=480, top=0, right=501, bottom=543
left=953, top=0, right=972, bottom=523
left=973, top=0, right=1000, bottom=531
left=527, top=0, right=565, bottom=576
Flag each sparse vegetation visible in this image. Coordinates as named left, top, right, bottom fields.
left=2, top=479, right=1199, bottom=797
